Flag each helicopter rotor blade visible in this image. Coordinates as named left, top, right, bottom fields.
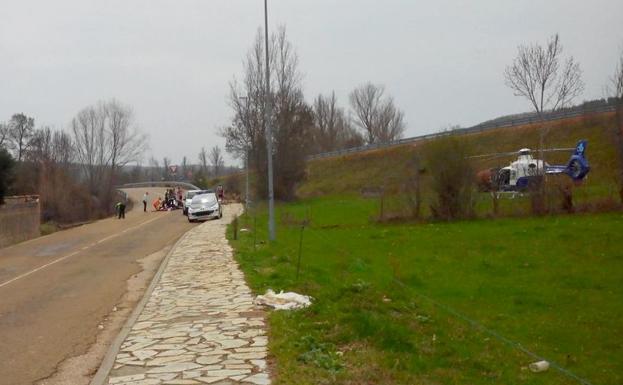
left=467, top=146, right=575, bottom=160
left=534, top=147, right=575, bottom=153
left=467, top=151, right=519, bottom=160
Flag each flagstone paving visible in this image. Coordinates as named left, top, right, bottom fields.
left=105, top=205, right=270, bottom=385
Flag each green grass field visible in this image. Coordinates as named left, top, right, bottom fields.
left=229, top=196, right=623, bottom=385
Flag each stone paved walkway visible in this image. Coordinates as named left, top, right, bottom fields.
left=104, top=205, right=270, bottom=385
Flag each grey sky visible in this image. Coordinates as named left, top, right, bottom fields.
left=1, top=0, right=622, bottom=166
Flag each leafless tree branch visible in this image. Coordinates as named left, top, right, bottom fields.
left=210, top=145, right=224, bottom=177
left=8, top=113, right=35, bottom=161
left=504, top=34, right=584, bottom=114
left=612, top=49, right=623, bottom=99
left=349, top=83, right=405, bottom=144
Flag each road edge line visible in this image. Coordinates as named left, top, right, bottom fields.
left=89, top=226, right=193, bottom=385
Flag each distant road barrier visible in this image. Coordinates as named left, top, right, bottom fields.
left=307, top=104, right=617, bottom=160
left=118, top=181, right=200, bottom=190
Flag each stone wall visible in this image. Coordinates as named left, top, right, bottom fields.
left=0, top=196, right=40, bottom=249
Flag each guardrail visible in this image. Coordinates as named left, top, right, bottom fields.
left=118, top=181, right=200, bottom=190
left=307, top=104, right=617, bottom=160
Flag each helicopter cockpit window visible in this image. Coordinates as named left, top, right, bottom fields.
left=498, top=169, right=510, bottom=187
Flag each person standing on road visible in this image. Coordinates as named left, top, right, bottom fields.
left=142, top=192, right=149, bottom=212
left=116, top=200, right=126, bottom=219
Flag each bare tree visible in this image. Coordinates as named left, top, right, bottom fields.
left=71, top=100, right=147, bottom=201
left=349, top=83, right=405, bottom=144
left=270, top=26, right=316, bottom=199
left=162, top=157, right=171, bottom=179
left=104, top=100, right=147, bottom=189
left=210, top=146, right=224, bottom=177
left=222, top=27, right=270, bottom=162
left=72, top=105, right=108, bottom=194
left=505, top=35, right=584, bottom=212
left=27, top=127, right=53, bottom=163
left=26, top=127, right=74, bottom=180
left=181, top=156, right=188, bottom=180
left=505, top=34, right=584, bottom=114
left=611, top=48, right=623, bottom=99
left=223, top=26, right=313, bottom=199
left=312, top=92, right=363, bottom=152
left=0, top=122, right=9, bottom=148
left=148, top=157, right=160, bottom=181
left=8, top=113, right=35, bottom=161
left=198, top=147, right=208, bottom=176
left=609, top=48, right=623, bottom=203
left=51, top=130, right=74, bottom=166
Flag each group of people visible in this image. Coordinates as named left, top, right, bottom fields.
left=141, top=187, right=184, bottom=212
left=119, top=185, right=225, bottom=217
left=115, top=187, right=186, bottom=219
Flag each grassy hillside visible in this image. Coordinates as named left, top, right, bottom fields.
left=299, top=112, right=622, bottom=217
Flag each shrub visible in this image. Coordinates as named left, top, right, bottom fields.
left=423, top=135, right=475, bottom=220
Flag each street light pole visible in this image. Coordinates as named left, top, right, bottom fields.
left=264, top=0, right=275, bottom=241
left=245, top=147, right=250, bottom=210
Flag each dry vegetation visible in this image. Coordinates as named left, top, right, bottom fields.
left=299, top=112, right=621, bottom=218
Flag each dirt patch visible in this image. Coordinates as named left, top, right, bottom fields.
left=36, top=247, right=170, bottom=385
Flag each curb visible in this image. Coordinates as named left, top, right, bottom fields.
left=89, top=228, right=194, bottom=385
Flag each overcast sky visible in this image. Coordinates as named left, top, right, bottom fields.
left=1, top=0, right=622, bottom=166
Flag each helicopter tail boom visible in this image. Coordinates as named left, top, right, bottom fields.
left=544, top=140, right=590, bottom=180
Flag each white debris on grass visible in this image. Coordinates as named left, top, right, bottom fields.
left=254, top=289, right=312, bottom=310
left=529, top=360, right=550, bottom=373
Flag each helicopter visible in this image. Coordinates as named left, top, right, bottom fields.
left=473, top=140, right=590, bottom=192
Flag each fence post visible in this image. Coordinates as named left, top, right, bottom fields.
left=296, top=224, right=305, bottom=280
left=379, top=190, right=385, bottom=221
left=253, top=211, right=257, bottom=252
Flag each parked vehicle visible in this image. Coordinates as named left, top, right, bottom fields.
left=187, top=191, right=222, bottom=222
left=183, top=189, right=206, bottom=215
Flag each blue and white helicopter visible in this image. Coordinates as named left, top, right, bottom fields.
left=473, top=140, right=590, bottom=192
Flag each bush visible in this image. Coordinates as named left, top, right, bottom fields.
left=224, top=173, right=242, bottom=198
left=423, top=135, right=476, bottom=220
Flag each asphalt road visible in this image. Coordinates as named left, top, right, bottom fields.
left=0, top=188, right=195, bottom=385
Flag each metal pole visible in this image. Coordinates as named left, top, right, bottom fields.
left=296, top=224, right=305, bottom=280
left=264, top=0, right=275, bottom=241
left=245, top=147, right=250, bottom=211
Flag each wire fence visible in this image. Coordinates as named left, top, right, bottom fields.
left=118, top=181, right=200, bottom=190
left=307, top=103, right=617, bottom=161
left=239, top=204, right=596, bottom=385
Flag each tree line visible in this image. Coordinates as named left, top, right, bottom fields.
left=134, top=145, right=234, bottom=188
left=0, top=100, right=147, bottom=223
left=221, top=26, right=406, bottom=200
left=221, top=29, right=623, bottom=211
